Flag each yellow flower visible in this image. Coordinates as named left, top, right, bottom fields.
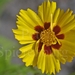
left=12, top=0, right=75, bottom=74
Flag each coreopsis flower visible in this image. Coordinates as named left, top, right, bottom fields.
left=12, top=0, right=75, bottom=74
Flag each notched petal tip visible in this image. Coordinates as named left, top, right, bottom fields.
left=12, top=29, right=14, bottom=32
left=20, top=9, right=24, bottom=12
left=12, top=29, right=17, bottom=33
left=18, top=53, right=25, bottom=58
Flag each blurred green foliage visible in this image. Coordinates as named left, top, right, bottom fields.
left=70, top=73, right=75, bottom=75
left=0, top=35, right=17, bottom=74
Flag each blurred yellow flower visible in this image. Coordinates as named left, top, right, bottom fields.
left=12, top=0, right=75, bottom=74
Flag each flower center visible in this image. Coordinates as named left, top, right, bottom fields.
left=40, top=28, right=57, bottom=46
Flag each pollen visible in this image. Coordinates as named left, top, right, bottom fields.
left=40, top=28, right=57, bottom=46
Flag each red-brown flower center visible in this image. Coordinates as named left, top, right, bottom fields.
left=32, top=22, right=64, bottom=54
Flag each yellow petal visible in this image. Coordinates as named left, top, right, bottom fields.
left=45, top=55, right=49, bottom=74
left=13, top=28, right=36, bottom=45
left=17, top=15, right=34, bottom=29
left=38, top=0, right=56, bottom=22
left=58, top=9, right=73, bottom=27
left=44, top=0, right=50, bottom=22
left=38, top=2, right=44, bottom=22
left=16, top=19, right=36, bottom=34
left=34, top=40, right=40, bottom=55
left=50, top=1, right=56, bottom=14
left=60, top=40, right=75, bottom=53
left=32, top=55, right=38, bottom=67
left=19, top=43, right=35, bottom=53
left=65, top=56, right=73, bottom=62
left=64, top=30, right=75, bottom=43
left=47, top=1, right=56, bottom=22
left=60, top=19, right=75, bottom=33
left=22, top=50, right=35, bottom=66
left=49, top=54, right=55, bottom=74
left=53, top=8, right=60, bottom=25
left=57, top=9, right=69, bottom=25
left=43, top=0, right=48, bottom=22
left=38, top=0, right=50, bottom=22
left=19, top=40, right=35, bottom=45
left=12, top=28, right=35, bottom=35
left=37, top=45, right=46, bottom=73
left=52, top=49, right=66, bottom=64
left=41, top=54, right=46, bottom=73
left=59, top=40, right=75, bottom=62
left=32, top=40, right=40, bottom=66
left=14, top=34, right=33, bottom=41
left=12, top=29, right=24, bottom=34
left=52, top=55, right=61, bottom=73
left=27, top=9, right=43, bottom=26
left=64, top=14, right=74, bottom=25
left=57, top=9, right=64, bottom=24
left=19, top=9, right=39, bottom=27
left=19, top=53, right=25, bottom=58
left=45, top=54, right=55, bottom=74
